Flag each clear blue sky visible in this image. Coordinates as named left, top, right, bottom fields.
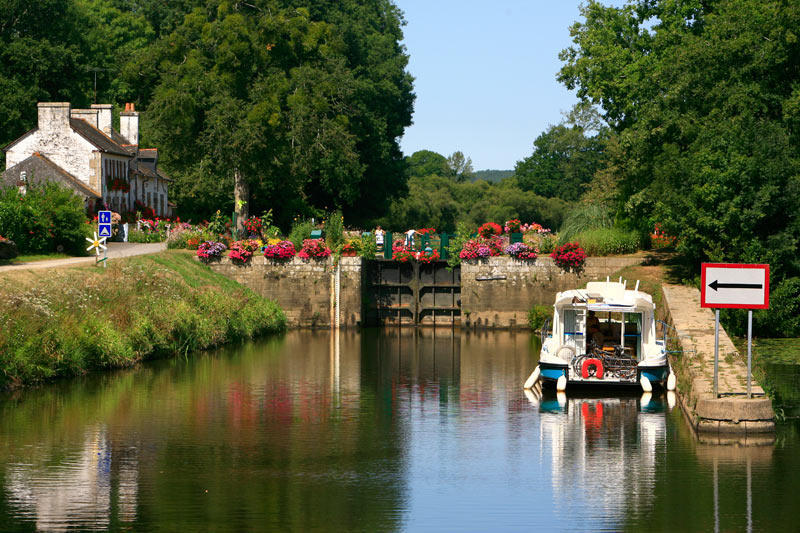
left=395, top=1, right=597, bottom=171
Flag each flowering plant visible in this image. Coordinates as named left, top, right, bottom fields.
left=297, top=238, right=331, bottom=259
left=392, top=240, right=414, bottom=262
left=651, top=223, right=677, bottom=249
left=416, top=249, right=440, bottom=263
left=416, top=227, right=436, bottom=235
left=521, top=222, right=551, bottom=234
left=504, top=219, right=522, bottom=233
left=243, top=216, right=263, bottom=236
left=550, top=242, right=587, bottom=273
left=478, top=222, right=502, bottom=238
left=197, top=240, right=227, bottom=262
left=229, top=239, right=259, bottom=264
left=459, top=236, right=504, bottom=260
left=341, top=241, right=358, bottom=256
left=505, top=242, right=538, bottom=260
left=263, top=240, right=296, bottom=260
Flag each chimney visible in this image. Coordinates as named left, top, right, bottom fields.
left=38, top=102, right=71, bottom=132
left=70, top=108, right=99, bottom=128
left=120, top=103, right=139, bottom=145
left=91, top=104, right=113, bottom=134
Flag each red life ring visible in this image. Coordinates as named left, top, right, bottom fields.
left=581, top=358, right=604, bottom=379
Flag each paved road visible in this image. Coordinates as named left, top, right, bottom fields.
left=0, top=242, right=167, bottom=272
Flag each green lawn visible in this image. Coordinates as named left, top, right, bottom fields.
left=0, top=253, right=73, bottom=266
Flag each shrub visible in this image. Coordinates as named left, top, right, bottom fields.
left=128, top=229, right=164, bottom=243
left=228, top=239, right=259, bottom=264
left=505, top=242, right=537, bottom=260
left=572, top=227, right=642, bottom=256
left=459, top=236, right=503, bottom=261
left=0, top=183, right=90, bottom=255
left=297, top=238, right=331, bottom=259
left=0, top=235, right=18, bottom=259
left=550, top=242, right=587, bottom=273
left=357, top=234, right=377, bottom=259
left=504, top=219, right=522, bottom=233
left=263, top=240, right=296, bottom=261
left=445, top=222, right=473, bottom=268
left=478, top=222, right=502, bottom=238
left=528, top=305, right=552, bottom=331
left=323, top=210, right=344, bottom=251
left=288, top=218, right=314, bottom=250
left=197, top=241, right=227, bottom=262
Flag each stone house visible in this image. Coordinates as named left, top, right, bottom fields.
left=1, top=102, right=173, bottom=217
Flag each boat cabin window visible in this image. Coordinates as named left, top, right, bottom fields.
left=588, top=311, right=642, bottom=360
left=562, top=309, right=582, bottom=345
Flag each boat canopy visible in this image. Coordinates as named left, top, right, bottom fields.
left=553, top=281, right=655, bottom=313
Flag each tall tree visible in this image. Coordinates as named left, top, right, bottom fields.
left=558, top=0, right=800, bottom=297
left=0, top=0, right=93, bottom=166
left=446, top=151, right=474, bottom=183
left=124, top=0, right=413, bottom=226
left=514, top=105, right=608, bottom=202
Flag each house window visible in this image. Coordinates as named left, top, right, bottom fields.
left=147, top=192, right=151, bottom=207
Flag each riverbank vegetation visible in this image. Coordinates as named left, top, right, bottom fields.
left=0, top=251, right=285, bottom=389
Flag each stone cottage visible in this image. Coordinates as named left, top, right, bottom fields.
left=1, top=102, right=173, bottom=217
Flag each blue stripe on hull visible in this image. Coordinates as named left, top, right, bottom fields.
left=540, top=368, right=567, bottom=381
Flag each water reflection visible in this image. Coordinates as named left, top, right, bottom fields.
left=529, top=387, right=668, bottom=524
left=0, top=330, right=798, bottom=531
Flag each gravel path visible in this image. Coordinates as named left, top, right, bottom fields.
left=0, top=242, right=167, bottom=272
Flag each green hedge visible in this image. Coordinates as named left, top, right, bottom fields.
left=0, top=183, right=91, bottom=255
left=0, top=251, right=286, bottom=389
left=572, top=227, right=642, bottom=256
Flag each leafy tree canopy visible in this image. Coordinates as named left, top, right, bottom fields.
left=559, top=0, right=800, bottom=281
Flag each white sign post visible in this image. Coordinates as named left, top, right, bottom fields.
left=701, top=263, right=769, bottom=398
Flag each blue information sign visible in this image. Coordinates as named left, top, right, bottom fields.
left=98, top=210, right=112, bottom=238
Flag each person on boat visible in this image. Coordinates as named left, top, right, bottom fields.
left=587, top=311, right=604, bottom=347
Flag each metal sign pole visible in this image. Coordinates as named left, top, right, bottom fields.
left=747, top=309, right=752, bottom=398
left=714, top=309, right=720, bottom=398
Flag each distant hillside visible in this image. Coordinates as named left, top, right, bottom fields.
left=471, top=169, right=514, bottom=183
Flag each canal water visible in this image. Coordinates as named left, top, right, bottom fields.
left=1, top=330, right=799, bottom=531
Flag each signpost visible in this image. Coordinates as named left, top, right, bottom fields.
left=701, top=263, right=770, bottom=398
left=98, top=210, right=112, bottom=239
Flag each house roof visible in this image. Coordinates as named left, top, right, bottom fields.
left=69, top=119, right=131, bottom=156
left=139, top=148, right=157, bottom=158
left=0, top=152, right=101, bottom=199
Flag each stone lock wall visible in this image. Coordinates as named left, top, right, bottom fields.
left=205, top=256, right=363, bottom=328
left=460, top=256, right=643, bottom=328
left=207, top=255, right=642, bottom=329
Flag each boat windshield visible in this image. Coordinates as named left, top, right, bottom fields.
left=586, top=311, right=643, bottom=360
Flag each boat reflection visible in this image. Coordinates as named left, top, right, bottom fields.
left=528, top=385, right=671, bottom=517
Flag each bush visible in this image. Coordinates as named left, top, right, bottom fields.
left=722, top=277, right=800, bottom=338
left=528, top=305, right=552, bottom=331
left=324, top=210, right=344, bottom=251
left=550, top=242, right=587, bottom=273
left=571, top=227, right=642, bottom=256
left=297, top=238, right=331, bottom=259
left=288, top=218, right=314, bottom=251
left=0, top=183, right=91, bottom=255
left=356, top=234, right=377, bottom=259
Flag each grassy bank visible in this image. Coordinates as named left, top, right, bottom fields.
left=0, top=250, right=285, bottom=389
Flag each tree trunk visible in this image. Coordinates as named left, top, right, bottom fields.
left=234, top=168, right=249, bottom=231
